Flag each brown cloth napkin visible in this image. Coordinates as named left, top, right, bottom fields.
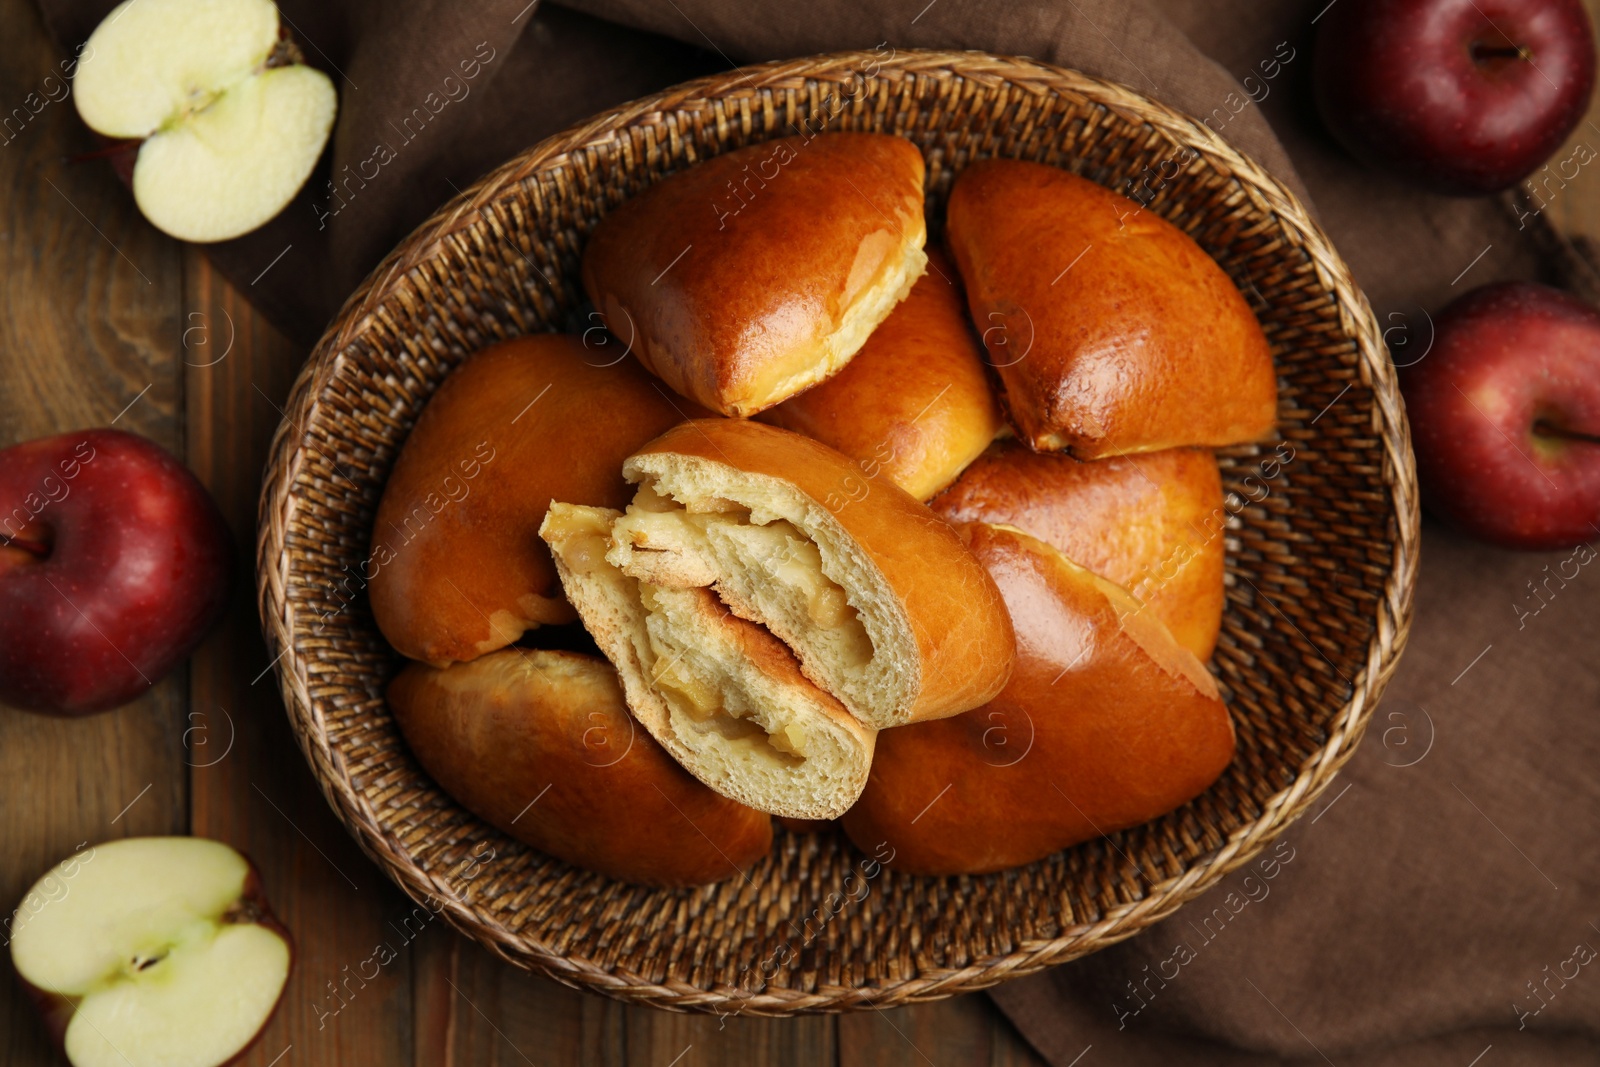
left=35, top=0, right=1599, bottom=1062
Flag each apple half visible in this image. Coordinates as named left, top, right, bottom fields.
left=10, top=837, right=292, bottom=1067
left=73, top=0, right=336, bottom=242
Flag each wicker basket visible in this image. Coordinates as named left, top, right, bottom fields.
left=257, top=49, right=1417, bottom=1014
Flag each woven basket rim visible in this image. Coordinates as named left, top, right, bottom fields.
left=256, top=48, right=1419, bottom=1013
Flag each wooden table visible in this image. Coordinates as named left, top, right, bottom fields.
left=5, top=0, right=1599, bottom=1062
left=0, top=2, right=1051, bottom=1063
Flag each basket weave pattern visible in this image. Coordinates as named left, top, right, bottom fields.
left=257, top=50, right=1418, bottom=1014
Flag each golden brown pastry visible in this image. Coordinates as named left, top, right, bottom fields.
left=945, top=159, right=1277, bottom=457
left=760, top=248, right=1004, bottom=500
left=367, top=334, right=692, bottom=667
left=840, top=524, right=1235, bottom=876
left=931, top=443, right=1225, bottom=660
left=388, top=648, right=773, bottom=886
left=581, top=133, right=929, bottom=417
left=539, top=420, right=1016, bottom=818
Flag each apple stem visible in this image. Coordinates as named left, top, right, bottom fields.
left=65, top=139, right=140, bottom=165
left=223, top=898, right=266, bottom=924
left=266, top=33, right=307, bottom=69
left=0, top=532, right=48, bottom=557
left=1535, top=421, right=1600, bottom=446
left=1470, top=42, right=1529, bottom=62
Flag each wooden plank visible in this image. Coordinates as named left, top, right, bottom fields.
left=838, top=995, right=992, bottom=1067
left=181, top=251, right=418, bottom=1066
left=0, top=0, right=187, bottom=1063
left=991, top=1009, right=1052, bottom=1066
left=413, top=932, right=629, bottom=1066
left=835, top=993, right=1051, bottom=1066
left=622, top=1001, right=836, bottom=1066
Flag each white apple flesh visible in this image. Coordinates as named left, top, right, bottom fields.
left=73, top=0, right=336, bottom=242
left=10, top=838, right=292, bottom=1067
left=132, top=65, right=336, bottom=243
left=72, top=0, right=281, bottom=138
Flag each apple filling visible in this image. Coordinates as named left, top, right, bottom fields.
left=608, top=482, right=877, bottom=701
left=640, top=586, right=808, bottom=762
left=539, top=504, right=835, bottom=764
left=540, top=502, right=874, bottom=819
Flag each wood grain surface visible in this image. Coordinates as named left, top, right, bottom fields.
left=1, top=0, right=1595, bottom=1061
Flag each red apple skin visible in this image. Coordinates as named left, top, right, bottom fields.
left=0, top=429, right=231, bottom=715
left=216, top=867, right=295, bottom=1067
left=1402, top=282, right=1600, bottom=549
left=13, top=854, right=292, bottom=1066
left=1314, top=0, right=1597, bottom=195
left=15, top=974, right=74, bottom=1054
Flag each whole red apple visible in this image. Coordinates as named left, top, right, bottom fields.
left=0, top=429, right=231, bottom=715
left=1314, top=0, right=1597, bottom=195
left=1403, top=282, right=1600, bottom=549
